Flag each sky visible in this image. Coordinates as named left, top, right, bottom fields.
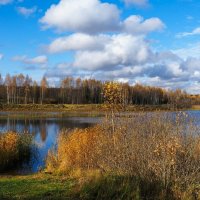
left=0, top=0, right=200, bottom=93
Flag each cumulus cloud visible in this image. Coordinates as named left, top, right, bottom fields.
left=45, top=63, right=75, bottom=78
left=0, top=0, right=12, bottom=5
left=176, top=27, right=200, bottom=38
left=73, top=34, right=151, bottom=70
left=47, top=33, right=109, bottom=53
left=40, top=0, right=200, bottom=93
left=40, top=0, right=120, bottom=34
left=13, top=55, right=48, bottom=65
left=17, top=6, right=37, bottom=17
left=123, top=0, right=149, bottom=7
left=43, top=32, right=192, bottom=91
left=123, top=15, right=164, bottom=35
left=40, top=0, right=164, bottom=35
left=46, top=15, right=164, bottom=53
left=46, top=32, right=193, bottom=85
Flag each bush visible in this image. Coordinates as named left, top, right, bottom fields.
left=0, top=132, right=33, bottom=172
left=46, top=112, right=200, bottom=199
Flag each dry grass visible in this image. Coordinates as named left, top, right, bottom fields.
left=0, top=131, right=33, bottom=172
left=46, top=112, right=200, bottom=199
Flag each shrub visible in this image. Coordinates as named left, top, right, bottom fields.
left=46, top=112, right=200, bottom=199
left=0, top=131, right=33, bottom=172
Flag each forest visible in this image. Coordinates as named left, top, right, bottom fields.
left=0, top=73, right=191, bottom=108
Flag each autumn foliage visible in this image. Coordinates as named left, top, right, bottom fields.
left=0, top=132, right=33, bottom=171
left=0, top=74, right=192, bottom=109
left=46, top=112, right=200, bottom=199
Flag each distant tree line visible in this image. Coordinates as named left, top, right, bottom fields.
left=0, top=73, right=191, bottom=108
left=190, top=94, right=200, bottom=105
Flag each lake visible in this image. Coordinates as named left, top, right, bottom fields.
left=0, top=112, right=100, bottom=174
left=0, top=110, right=199, bottom=175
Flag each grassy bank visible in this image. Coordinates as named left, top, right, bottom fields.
left=0, top=173, right=160, bottom=200
left=0, top=103, right=187, bottom=114
left=1, top=172, right=200, bottom=200
left=0, top=174, right=74, bottom=200
left=0, top=104, right=102, bottom=113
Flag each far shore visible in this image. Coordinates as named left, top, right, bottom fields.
left=0, top=103, right=198, bottom=114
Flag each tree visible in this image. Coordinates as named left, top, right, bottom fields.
left=0, top=74, right=3, bottom=85
left=24, top=75, right=32, bottom=104
left=40, top=77, right=48, bottom=104
left=32, top=81, right=38, bottom=104
left=5, top=74, right=12, bottom=104
left=16, top=74, right=25, bottom=104
left=103, top=81, right=123, bottom=133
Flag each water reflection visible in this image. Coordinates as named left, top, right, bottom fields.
left=0, top=114, right=99, bottom=174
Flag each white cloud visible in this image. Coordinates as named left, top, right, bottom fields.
left=17, top=6, right=37, bottom=17
left=44, top=32, right=191, bottom=88
left=0, top=0, right=12, bottom=5
left=46, top=16, right=164, bottom=54
left=40, top=0, right=120, bottom=34
left=41, top=0, right=200, bottom=93
left=123, top=0, right=149, bottom=7
left=183, top=57, right=200, bottom=73
left=172, top=43, right=200, bottom=59
left=0, top=54, right=3, bottom=60
left=123, top=15, right=164, bottom=35
left=13, top=55, right=48, bottom=65
left=47, top=33, right=109, bottom=53
left=40, top=0, right=164, bottom=35
left=73, top=34, right=151, bottom=70
left=183, top=82, right=200, bottom=94
left=45, top=63, right=75, bottom=78
left=176, top=27, right=200, bottom=38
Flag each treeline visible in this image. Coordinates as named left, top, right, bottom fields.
left=0, top=73, right=191, bottom=108
left=190, top=94, right=200, bottom=105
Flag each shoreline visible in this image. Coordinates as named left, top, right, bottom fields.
left=0, top=103, right=196, bottom=113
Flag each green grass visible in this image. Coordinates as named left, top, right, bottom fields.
left=0, top=173, right=158, bottom=200
left=0, top=172, right=198, bottom=200
left=0, top=174, right=75, bottom=200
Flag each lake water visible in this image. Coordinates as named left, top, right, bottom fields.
left=0, top=110, right=199, bottom=174
left=0, top=112, right=100, bottom=174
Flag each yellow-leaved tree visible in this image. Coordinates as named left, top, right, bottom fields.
left=103, top=81, right=124, bottom=133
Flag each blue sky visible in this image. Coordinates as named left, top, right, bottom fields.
left=0, top=0, right=200, bottom=93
